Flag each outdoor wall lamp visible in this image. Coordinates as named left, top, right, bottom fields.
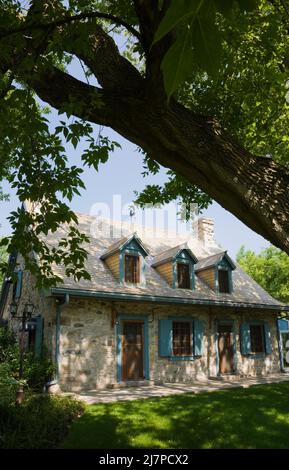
left=9, top=302, right=18, bottom=317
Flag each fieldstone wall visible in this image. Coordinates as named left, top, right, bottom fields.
left=56, top=299, right=281, bottom=392
left=1, top=257, right=281, bottom=392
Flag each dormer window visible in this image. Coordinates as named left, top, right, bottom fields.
left=100, top=233, right=149, bottom=286
left=195, top=251, right=236, bottom=294
left=151, top=245, right=197, bottom=290
left=218, top=269, right=230, bottom=293
left=177, top=262, right=191, bottom=289
left=124, top=254, right=140, bottom=284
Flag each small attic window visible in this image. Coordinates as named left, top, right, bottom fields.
left=124, top=254, right=140, bottom=284
left=218, top=269, right=230, bottom=293
left=177, top=263, right=191, bottom=289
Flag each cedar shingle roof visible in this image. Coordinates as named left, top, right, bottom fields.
left=100, top=233, right=149, bottom=260
left=151, top=244, right=198, bottom=267
left=195, top=251, right=236, bottom=272
left=44, top=214, right=287, bottom=310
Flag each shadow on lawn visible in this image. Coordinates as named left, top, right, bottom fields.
left=62, top=383, right=289, bottom=449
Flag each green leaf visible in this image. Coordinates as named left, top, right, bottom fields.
left=192, top=5, right=222, bottom=76
left=161, top=24, right=194, bottom=100
left=154, top=0, right=202, bottom=44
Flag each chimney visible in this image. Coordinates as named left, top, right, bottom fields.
left=23, top=200, right=42, bottom=214
left=192, top=218, right=215, bottom=245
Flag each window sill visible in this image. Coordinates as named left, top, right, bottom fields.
left=169, top=356, right=195, bottom=361
left=243, top=353, right=266, bottom=359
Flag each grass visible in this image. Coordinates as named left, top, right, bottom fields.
left=61, top=382, right=289, bottom=449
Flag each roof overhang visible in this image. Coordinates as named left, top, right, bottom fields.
left=100, top=233, right=149, bottom=260
left=49, top=287, right=289, bottom=311
left=152, top=247, right=198, bottom=268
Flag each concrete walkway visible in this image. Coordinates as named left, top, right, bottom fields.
left=64, top=373, right=289, bottom=405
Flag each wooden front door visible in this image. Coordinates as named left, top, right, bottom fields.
left=218, top=324, right=234, bottom=374
left=122, top=321, right=144, bottom=381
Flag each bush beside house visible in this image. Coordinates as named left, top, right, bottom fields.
left=0, top=326, right=84, bottom=448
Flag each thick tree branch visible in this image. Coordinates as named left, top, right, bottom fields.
left=0, top=10, right=141, bottom=41
left=28, top=65, right=117, bottom=128
left=133, top=0, right=174, bottom=101
left=28, top=58, right=289, bottom=254
left=61, top=22, right=144, bottom=93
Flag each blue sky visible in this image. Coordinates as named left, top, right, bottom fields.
left=0, top=42, right=270, bottom=259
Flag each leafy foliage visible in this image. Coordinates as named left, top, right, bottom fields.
left=0, top=363, right=19, bottom=406
left=134, top=170, right=212, bottom=218
left=0, top=394, right=84, bottom=448
left=154, top=0, right=258, bottom=98
left=236, top=245, right=289, bottom=303
left=0, top=326, right=55, bottom=392
left=0, top=240, right=8, bottom=285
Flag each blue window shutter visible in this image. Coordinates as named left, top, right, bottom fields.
left=240, top=323, right=251, bottom=355
left=194, top=319, right=204, bottom=356
left=264, top=322, right=272, bottom=354
left=15, top=271, right=23, bottom=299
left=35, top=315, right=44, bottom=359
left=159, top=319, right=172, bottom=357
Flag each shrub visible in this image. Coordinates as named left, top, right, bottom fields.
left=0, top=326, right=55, bottom=392
left=0, top=395, right=84, bottom=449
left=23, top=352, right=55, bottom=392
left=0, top=327, right=19, bottom=372
left=0, top=363, right=19, bottom=406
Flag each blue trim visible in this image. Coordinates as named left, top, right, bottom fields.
left=116, top=315, right=149, bottom=382
left=55, top=304, right=61, bottom=380
left=170, top=356, right=195, bottom=361
left=55, top=293, right=69, bottom=381
left=248, top=353, right=266, bottom=359
left=100, top=234, right=149, bottom=260
left=49, top=288, right=288, bottom=311
left=172, top=261, right=177, bottom=288
left=15, top=270, right=23, bottom=299
left=214, top=268, right=219, bottom=293
left=119, top=251, right=124, bottom=283
left=215, top=319, right=219, bottom=376
left=278, top=319, right=289, bottom=332
left=232, top=320, right=238, bottom=373
left=278, top=321, right=288, bottom=371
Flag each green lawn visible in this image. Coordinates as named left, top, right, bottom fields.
left=61, top=382, right=289, bottom=449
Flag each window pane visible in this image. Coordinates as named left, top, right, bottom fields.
left=218, top=270, right=230, bottom=293
left=250, top=324, right=264, bottom=353
left=125, top=255, right=140, bottom=283
left=177, top=263, right=191, bottom=289
left=172, top=321, right=191, bottom=356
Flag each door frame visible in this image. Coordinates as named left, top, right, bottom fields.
left=116, top=315, right=149, bottom=383
left=281, top=330, right=289, bottom=370
left=215, top=320, right=237, bottom=375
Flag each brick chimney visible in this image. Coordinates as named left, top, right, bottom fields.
left=23, top=200, right=41, bottom=214
left=192, top=218, right=215, bottom=245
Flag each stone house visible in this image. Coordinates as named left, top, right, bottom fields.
left=0, top=212, right=288, bottom=393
